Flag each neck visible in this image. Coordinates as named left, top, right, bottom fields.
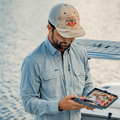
left=59, top=49, right=65, bottom=52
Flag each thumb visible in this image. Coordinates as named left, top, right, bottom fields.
left=67, top=94, right=77, bottom=99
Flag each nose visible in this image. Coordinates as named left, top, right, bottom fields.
left=64, top=38, right=75, bottom=43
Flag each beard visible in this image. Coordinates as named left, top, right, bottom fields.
left=56, top=41, right=70, bottom=49
left=51, top=32, right=71, bottom=50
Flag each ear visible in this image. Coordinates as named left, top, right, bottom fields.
left=47, top=24, right=53, bottom=42
left=47, top=24, right=52, bottom=31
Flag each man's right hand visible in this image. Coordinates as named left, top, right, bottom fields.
left=58, top=94, right=86, bottom=111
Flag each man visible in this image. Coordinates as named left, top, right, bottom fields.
left=20, top=3, right=93, bottom=120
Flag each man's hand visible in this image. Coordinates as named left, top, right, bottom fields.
left=58, top=94, right=86, bottom=111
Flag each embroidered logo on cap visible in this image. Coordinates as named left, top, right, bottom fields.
left=65, top=16, right=77, bottom=27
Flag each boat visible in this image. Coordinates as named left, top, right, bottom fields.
left=74, top=39, right=120, bottom=120
left=74, top=38, right=120, bottom=60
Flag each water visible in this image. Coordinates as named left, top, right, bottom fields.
left=0, top=0, right=120, bottom=119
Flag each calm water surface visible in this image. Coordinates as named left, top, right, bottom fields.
left=0, top=0, right=120, bottom=119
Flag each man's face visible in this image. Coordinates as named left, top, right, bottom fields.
left=51, top=29, right=75, bottom=50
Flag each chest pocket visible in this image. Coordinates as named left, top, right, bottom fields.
left=73, top=69, right=86, bottom=96
left=74, top=69, right=86, bottom=87
left=74, top=69, right=85, bottom=79
left=41, top=70, right=59, bottom=80
left=41, top=69, right=60, bottom=98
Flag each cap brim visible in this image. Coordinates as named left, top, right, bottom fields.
left=56, top=25, right=85, bottom=38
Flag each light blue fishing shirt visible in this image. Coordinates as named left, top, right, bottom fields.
left=20, top=37, right=93, bottom=120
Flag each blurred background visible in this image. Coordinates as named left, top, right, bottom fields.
left=0, top=0, right=120, bottom=119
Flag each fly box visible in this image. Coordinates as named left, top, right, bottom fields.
left=72, top=88, right=118, bottom=110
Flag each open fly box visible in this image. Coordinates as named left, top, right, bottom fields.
left=72, top=88, right=118, bottom=110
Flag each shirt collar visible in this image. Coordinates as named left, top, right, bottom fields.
left=44, top=36, right=57, bottom=55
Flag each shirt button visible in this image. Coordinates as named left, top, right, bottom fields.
left=59, top=59, right=61, bottom=61
left=67, top=89, right=68, bottom=91
left=63, top=74, right=65, bottom=76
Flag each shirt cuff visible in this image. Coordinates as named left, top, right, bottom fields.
left=47, top=100, right=60, bottom=113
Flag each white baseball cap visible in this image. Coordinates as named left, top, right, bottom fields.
left=48, top=3, right=85, bottom=38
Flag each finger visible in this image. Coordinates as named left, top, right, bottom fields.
left=88, top=107, right=95, bottom=110
left=67, top=94, right=77, bottom=99
left=86, top=106, right=94, bottom=110
left=85, top=106, right=91, bottom=110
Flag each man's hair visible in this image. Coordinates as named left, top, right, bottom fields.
left=48, top=20, right=55, bottom=32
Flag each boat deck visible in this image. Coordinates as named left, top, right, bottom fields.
left=75, top=39, right=120, bottom=60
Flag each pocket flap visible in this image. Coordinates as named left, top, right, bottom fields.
left=41, top=69, right=59, bottom=80
left=74, top=69, right=85, bottom=76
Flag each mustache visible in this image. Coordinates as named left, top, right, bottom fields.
left=60, top=42, right=69, bottom=44
left=59, top=42, right=71, bottom=48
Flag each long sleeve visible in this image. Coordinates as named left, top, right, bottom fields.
left=82, top=51, right=93, bottom=96
left=20, top=58, right=59, bottom=116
